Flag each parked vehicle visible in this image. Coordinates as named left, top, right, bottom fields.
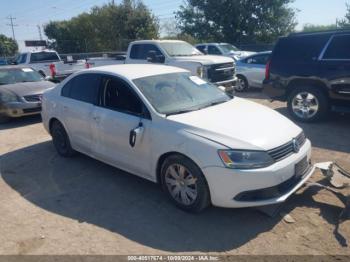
left=14, top=50, right=86, bottom=82
left=263, top=30, right=350, bottom=122
left=235, top=51, right=271, bottom=91
left=0, top=66, right=56, bottom=123
left=42, top=64, right=314, bottom=212
left=0, top=58, right=8, bottom=66
left=195, top=43, right=256, bottom=61
left=87, top=40, right=237, bottom=89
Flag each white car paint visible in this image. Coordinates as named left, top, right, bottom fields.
left=87, top=40, right=236, bottom=87
left=42, top=64, right=314, bottom=209
left=15, top=50, right=86, bottom=79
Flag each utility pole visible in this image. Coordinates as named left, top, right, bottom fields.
left=37, top=25, right=43, bottom=40
left=6, top=15, right=18, bottom=41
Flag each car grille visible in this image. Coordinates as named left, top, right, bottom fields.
left=24, top=94, right=42, bottom=102
left=268, top=132, right=307, bottom=162
left=207, top=62, right=235, bottom=83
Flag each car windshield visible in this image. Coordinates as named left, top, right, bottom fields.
left=133, top=72, right=232, bottom=116
left=0, top=68, right=44, bottom=85
left=159, top=42, right=203, bottom=57
left=219, top=44, right=240, bottom=54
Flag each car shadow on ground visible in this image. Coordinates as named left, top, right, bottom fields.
left=275, top=107, right=350, bottom=155
left=1, top=141, right=346, bottom=252
left=0, top=115, right=42, bottom=131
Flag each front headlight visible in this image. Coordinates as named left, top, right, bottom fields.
left=196, top=66, right=205, bottom=78
left=218, top=150, right=274, bottom=169
left=0, top=90, right=19, bottom=103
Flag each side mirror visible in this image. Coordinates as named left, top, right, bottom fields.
left=147, top=51, right=165, bottom=63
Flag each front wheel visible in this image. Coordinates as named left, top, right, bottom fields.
left=287, top=87, right=329, bottom=122
left=235, top=75, right=248, bottom=92
left=161, top=155, right=211, bottom=213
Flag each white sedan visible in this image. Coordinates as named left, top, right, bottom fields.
left=42, top=64, right=315, bottom=212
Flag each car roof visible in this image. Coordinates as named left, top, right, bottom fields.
left=87, top=64, right=189, bottom=79
left=131, top=39, right=187, bottom=44
left=196, top=43, right=232, bottom=46
left=289, top=29, right=350, bottom=37
left=0, top=65, right=33, bottom=70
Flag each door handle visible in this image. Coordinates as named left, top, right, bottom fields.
left=129, top=122, right=144, bottom=148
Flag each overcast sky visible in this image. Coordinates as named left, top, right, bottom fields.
left=0, top=0, right=348, bottom=44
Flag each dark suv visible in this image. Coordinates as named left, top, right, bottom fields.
left=263, top=30, right=350, bottom=122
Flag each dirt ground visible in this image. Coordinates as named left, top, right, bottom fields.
left=0, top=90, right=349, bottom=255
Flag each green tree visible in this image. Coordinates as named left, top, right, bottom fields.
left=44, top=0, right=159, bottom=53
left=338, top=3, right=350, bottom=28
left=302, top=24, right=338, bottom=32
left=175, top=0, right=297, bottom=44
left=0, top=34, right=18, bottom=57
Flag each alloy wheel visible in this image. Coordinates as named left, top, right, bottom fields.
left=292, top=92, right=319, bottom=119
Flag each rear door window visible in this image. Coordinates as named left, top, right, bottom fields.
left=130, top=44, right=162, bottom=60
left=323, top=35, right=350, bottom=60
left=30, top=52, right=60, bottom=63
left=246, top=54, right=270, bottom=65
left=62, top=74, right=101, bottom=104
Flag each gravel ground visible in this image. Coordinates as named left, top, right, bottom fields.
left=0, top=90, right=349, bottom=255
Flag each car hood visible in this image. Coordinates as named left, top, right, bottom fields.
left=167, top=97, right=302, bottom=151
left=0, top=81, right=56, bottom=97
left=173, top=55, right=234, bottom=65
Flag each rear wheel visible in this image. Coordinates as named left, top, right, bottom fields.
left=235, top=75, right=248, bottom=92
left=161, top=154, right=211, bottom=213
left=51, top=120, right=76, bottom=157
left=287, top=86, right=329, bottom=122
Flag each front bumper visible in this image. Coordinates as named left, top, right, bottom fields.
left=202, top=140, right=314, bottom=208
left=0, top=101, right=42, bottom=118
left=213, top=77, right=237, bottom=92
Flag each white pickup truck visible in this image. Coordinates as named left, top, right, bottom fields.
left=15, top=50, right=86, bottom=81
left=87, top=40, right=237, bottom=88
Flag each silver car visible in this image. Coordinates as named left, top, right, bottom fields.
left=235, top=51, right=271, bottom=91
left=0, top=66, right=56, bottom=123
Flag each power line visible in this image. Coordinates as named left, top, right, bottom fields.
left=6, top=15, right=18, bottom=41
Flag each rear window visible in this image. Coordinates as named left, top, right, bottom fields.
left=272, top=34, right=331, bottom=63
left=323, top=35, right=350, bottom=60
left=30, top=52, right=60, bottom=63
left=130, top=44, right=162, bottom=60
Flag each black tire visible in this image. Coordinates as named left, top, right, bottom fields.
left=160, top=154, right=211, bottom=213
left=0, top=114, right=10, bottom=124
left=235, top=75, right=248, bottom=92
left=51, top=120, right=76, bottom=157
left=287, top=86, right=329, bottom=123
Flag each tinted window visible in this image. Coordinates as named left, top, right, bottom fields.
left=208, top=46, right=222, bottom=55
left=62, top=74, right=100, bottom=104
left=16, top=54, right=27, bottom=64
left=323, top=35, right=350, bottom=59
left=196, top=45, right=206, bottom=53
left=130, top=44, right=162, bottom=60
left=246, top=54, right=270, bottom=65
left=273, top=34, right=330, bottom=63
left=100, top=76, right=143, bottom=116
left=30, top=52, right=60, bottom=63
